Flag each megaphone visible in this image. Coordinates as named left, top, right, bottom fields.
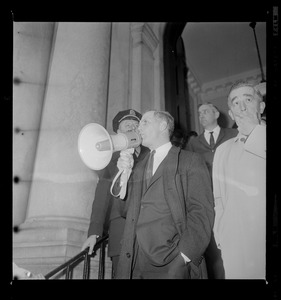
left=78, top=123, right=141, bottom=170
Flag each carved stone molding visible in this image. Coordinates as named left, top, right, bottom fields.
left=187, top=70, right=201, bottom=95
left=188, top=67, right=266, bottom=98
left=131, top=22, right=159, bottom=56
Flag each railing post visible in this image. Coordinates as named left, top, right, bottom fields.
left=44, top=234, right=108, bottom=279
left=65, top=265, right=71, bottom=279
left=83, top=252, right=90, bottom=279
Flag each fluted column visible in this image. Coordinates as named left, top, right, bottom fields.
left=13, top=22, right=112, bottom=278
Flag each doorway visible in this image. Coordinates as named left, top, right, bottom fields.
left=163, top=22, right=190, bottom=134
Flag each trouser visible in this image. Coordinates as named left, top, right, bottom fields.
left=111, top=256, right=119, bottom=279
left=204, top=232, right=225, bottom=279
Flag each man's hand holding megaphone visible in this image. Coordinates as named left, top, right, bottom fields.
left=117, top=149, right=135, bottom=170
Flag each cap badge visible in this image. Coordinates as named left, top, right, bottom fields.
left=129, top=109, right=136, bottom=116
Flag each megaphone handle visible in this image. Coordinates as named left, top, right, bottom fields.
left=110, top=169, right=132, bottom=199
left=119, top=169, right=132, bottom=199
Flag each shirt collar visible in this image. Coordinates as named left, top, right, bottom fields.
left=153, top=142, right=172, bottom=155
left=234, top=123, right=266, bottom=143
left=204, top=125, right=220, bottom=134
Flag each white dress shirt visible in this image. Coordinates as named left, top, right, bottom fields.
left=152, top=142, right=172, bottom=175
left=204, top=125, right=221, bottom=144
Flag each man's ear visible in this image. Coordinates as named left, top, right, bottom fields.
left=259, top=101, right=265, bottom=114
left=228, top=109, right=235, bottom=121
left=160, top=121, right=168, bottom=132
left=215, top=111, right=220, bottom=120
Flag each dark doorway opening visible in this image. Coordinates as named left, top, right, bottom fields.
left=163, top=22, right=190, bottom=136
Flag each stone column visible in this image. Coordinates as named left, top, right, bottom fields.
left=130, top=23, right=159, bottom=113
left=151, top=23, right=166, bottom=111
left=105, top=22, right=131, bottom=133
left=13, top=22, right=56, bottom=227
left=13, top=22, right=112, bottom=278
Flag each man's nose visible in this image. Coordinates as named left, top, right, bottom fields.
left=130, top=124, right=138, bottom=131
left=239, top=101, right=247, bottom=111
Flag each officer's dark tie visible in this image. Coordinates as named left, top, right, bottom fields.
left=145, top=150, right=155, bottom=185
left=209, top=131, right=215, bottom=149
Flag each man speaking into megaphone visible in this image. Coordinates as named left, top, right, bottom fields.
left=81, top=109, right=149, bottom=277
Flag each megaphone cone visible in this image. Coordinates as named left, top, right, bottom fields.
left=78, top=123, right=141, bottom=170
left=78, top=123, right=113, bottom=170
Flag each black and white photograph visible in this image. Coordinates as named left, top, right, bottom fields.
left=8, top=7, right=278, bottom=299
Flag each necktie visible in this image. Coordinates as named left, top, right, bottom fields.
left=145, top=150, right=155, bottom=184
left=132, top=152, right=137, bottom=161
left=209, top=131, right=215, bottom=149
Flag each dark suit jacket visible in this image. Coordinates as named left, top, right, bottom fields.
left=186, top=127, right=238, bottom=174
left=116, top=146, right=214, bottom=278
left=87, top=145, right=148, bottom=257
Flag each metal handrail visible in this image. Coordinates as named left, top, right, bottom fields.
left=44, top=234, right=109, bottom=279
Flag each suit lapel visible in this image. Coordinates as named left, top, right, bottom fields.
left=144, top=150, right=171, bottom=192
left=198, top=133, right=210, bottom=148
left=147, top=159, right=165, bottom=188
left=132, top=152, right=150, bottom=200
left=216, top=127, right=225, bottom=145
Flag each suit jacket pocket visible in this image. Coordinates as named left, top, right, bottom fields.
left=136, top=217, right=180, bottom=266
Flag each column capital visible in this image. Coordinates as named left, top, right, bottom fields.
left=131, top=22, right=159, bottom=55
